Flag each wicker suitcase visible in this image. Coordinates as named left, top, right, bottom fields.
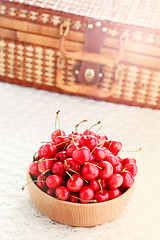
left=0, top=0, right=160, bottom=109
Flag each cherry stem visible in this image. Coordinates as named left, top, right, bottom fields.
left=84, top=162, right=103, bottom=170
left=55, top=138, right=70, bottom=147
left=57, top=195, right=62, bottom=200
left=65, top=171, right=74, bottom=181
left=91, top=139, right=109, bottom=154
left=94, top=125, right=102, bottom=136
left=64, top=160, right=71, bottom=168
left=120, top=168, right=127, bottom=174
left=107, top=140, right=112, bottom=150
left=75, top=120, right=88, bottom=135
left=38, top=158, right=58, bottom=163
left=121, top=147, right=142, bottom=152
left=71, top=132, right=79, bottom=149
left=98, top=179, right=103, bottom=195
left=69, top=194, right=97, bottom=203
left=56, top=110, right=63, bottom=137
left=68, top=169, right=89, bottom=183
left=63, top=143, right=68, bottom=151
left=87, top=121, right=101, bottom=138
left=53, top=137, right=79, bottom=148
left=41, top=169, right=51, bottom=175
left=41, top=141, right=48, bottom=143
left=55, top=110, right=60, bottom=132
left=22, top=180, right=46, bottom=191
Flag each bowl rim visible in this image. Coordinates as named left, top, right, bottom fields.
left=27, top=170, right=135, bottom=208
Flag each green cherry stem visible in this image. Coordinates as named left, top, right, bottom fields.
left=41, top=169, right=51, bottom=175
left=87, top=121, right=101, bottom=138
left=98, top=179, right=103, bottom=195
left=56, top=110, right=63, bottom=137
left=94, top=125, right=103, bottom=136
left=72, top=132, right=79, bottom=149
left=64, top=160, right=71, bottom=168
left=55, top=110, right=60, bottom=132
left=63, top=143, right=69, bottom=151
left=69, top=194, right=97, bottom=203
left=68, top=169, right=89, bottom=183
left=22, top=180, right=46, bottom=191
left=107, top=140, right=112, bottom=150
left=65, top=171, right=74, bottom=181
left=91, top=139, right=109, bottom=154
left=121, top=147, right=142, bottom=152
left=38, top=158, right=58, bottom=163
left=84, top=162, right=103, bottom=170
left=120, top=168, right=127, bottom=174
left=75, top=120, right=88, bottom=135
left=57, top=195, right=62, bottom=200
left=55, top=138, right=70, bottom=147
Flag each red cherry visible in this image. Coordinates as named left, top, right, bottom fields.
left=92, top=147, right=106, bottom=162
left=121, top=170, right=134, bottom=188
left=46, top=188, right=54, bottom=196
left=46, top=175, right=63, bottom=189
left=122, top=158, right=137, bottom=165
left=89, top=179, right=100, bottom=191
left=55, top=151, right=67, bottom=162
left=29, top=161, right=40, bottom=178
left=67, top=174, right=84, bottom=192
left=107, top=173, right=123, bottom=189
left=105, top=151, right=119, bottom=167
left=55, top=186, right=70, bottom=201
left=104, top=140, right=122, bottom=156
left=52, top=162, right=66, bottom=177
left=55, top=135, right=69, bottom=151
left=114, top=161, right=123, bottom=173
left=36, top=175, right=48, bottom=191
left=79, top=135, right=98, bottom=150
left=66, top=143, right=79, bottom=157
left=51, top=129, right=65, bottom=142
left=72, top=146, right=91, bottom=165
left=123, top=163, right=138, bottom=177
left=38, top=158, right=53, bottom=173
left=42, top=142, right=57, bottom=158
left=68, top=192, right=79, bottom=203
left=109, top=188, right=121, bottom=199
left=81, top=163, right=99, bottom=181
left=99, top=161, right=113, bottom=179
left=79, top=186, right=94, bottom=203
left=94, top=189, right=109, bottom=202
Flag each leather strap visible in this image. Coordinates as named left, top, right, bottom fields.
left=77, top=20, right=107, bottom=85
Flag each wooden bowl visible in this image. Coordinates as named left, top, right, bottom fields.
left=26, top=171, right=134, bottom=226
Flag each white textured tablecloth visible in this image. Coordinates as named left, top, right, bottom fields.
left=0, top=82, right=160, bottom=240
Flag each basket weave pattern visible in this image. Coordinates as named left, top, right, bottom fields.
left=0, top=0, right=160, bottom=109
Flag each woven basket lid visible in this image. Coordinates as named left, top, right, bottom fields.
left=6, top=0, right=160, bottom=30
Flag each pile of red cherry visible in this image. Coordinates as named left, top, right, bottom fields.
left=24, top=111, right=138, bottom=204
